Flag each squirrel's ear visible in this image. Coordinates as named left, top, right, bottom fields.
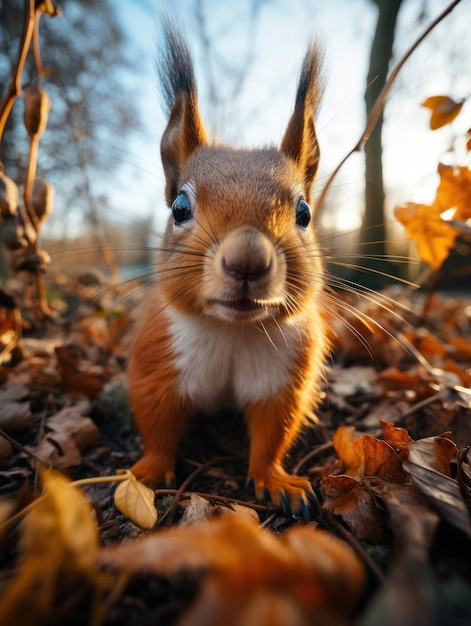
left=159, top=22, right=207, bottom=205
left=281, top=43, right=323, bottom=204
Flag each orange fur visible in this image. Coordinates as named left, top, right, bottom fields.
left=128, top=21, right=328, bottom=509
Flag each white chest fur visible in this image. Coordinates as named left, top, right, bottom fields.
left=168, top=309, right=303, bottom=411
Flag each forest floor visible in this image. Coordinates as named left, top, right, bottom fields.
left=0, top=275, right=470, bottom=626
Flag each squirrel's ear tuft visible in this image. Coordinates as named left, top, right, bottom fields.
left=281, top=42, right=324, bottom=204
left=159, top=19, right=208, bottom=205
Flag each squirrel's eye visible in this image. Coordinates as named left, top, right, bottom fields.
left=296, top=199, right=311, bottom=228
left=171, top=192, right=192, bottom=225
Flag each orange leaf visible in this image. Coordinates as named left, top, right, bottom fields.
left=353, top=434, right=408, bottom=482
left=422, top=95, right=464, bottom=130
left=380, top=420, right=413, bottom=460
left=100, top=515, right=365, bottom=621
left=436, top=166, right=471, bottom=222
left=394, top=202, right=459, bottom=270
left=332, top=426, right=361, bottom=473
left=332, top=426, right=407, bottom=482
left=377, top=366, right=421, bottom=390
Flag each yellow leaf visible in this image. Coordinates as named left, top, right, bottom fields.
left=114, top=472, right=158, bottom=529
left=394, top=202, right=459, bottom=270
left=422, top=95, right=464, bottom=130
left=0, top=470, right=99, bottom=625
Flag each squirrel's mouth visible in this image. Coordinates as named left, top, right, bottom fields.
left=209, top=297, right=281, bottom=321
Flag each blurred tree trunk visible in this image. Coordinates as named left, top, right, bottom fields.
left=359, top=0, right=403, bottom=286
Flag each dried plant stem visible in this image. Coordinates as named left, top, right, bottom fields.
left=157, top=456, right=239, bottom=525
left=24, top=136, right=41, bottom=230
left=0, top=0, right=35, bottom=147
left=33, top=11, right=47, bottom=78
left=313, top=0, right=464, bottom=220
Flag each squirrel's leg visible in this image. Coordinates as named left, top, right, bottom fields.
left=129, top=369, right=191, bottom=488
left=245, top=388, right=314, bottom=510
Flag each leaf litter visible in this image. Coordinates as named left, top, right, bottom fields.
left=0, top=278, right=471, bottom=625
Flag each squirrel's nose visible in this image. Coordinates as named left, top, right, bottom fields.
left=218, top=228, right=275, bottom=282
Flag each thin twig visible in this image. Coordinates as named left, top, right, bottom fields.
left=0, top=0, right=35, bottom=145
left=33, top=11, right=46, bottom=78
left=323, top=509, right=387, bottom=586
left=313, top=0, right=464, bottom=221
left=157, top=455, right=239, bottom=525
left=154, top=488, right=276, bottom=514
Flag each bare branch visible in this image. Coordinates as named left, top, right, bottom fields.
left=0, top=0, right=36, bottom=147
left=313, top=0, right=464, bottom=221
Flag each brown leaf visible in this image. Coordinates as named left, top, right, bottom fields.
left=322, top=475, right=385, bottom=542
left=180, top=493, right=260, bottom=526
left=0, top=436, right=13, bottom=468
left=422, top=95, right=464, bottom=130
left=25, top=433, right=82, bottom=471
left=0, top=400, right=32, bottom=432
left=55, top=346, right=108, bottom=397
left=333, top=426, right=407, bottom=483
left=364, top=483, right=440, bottom=626
left=457, top=447, right=471, bottom=513
left=114, top=473, right=158, bottom=529
left=0, top=383, right=29, bottom=402
left=46, top=407, right=100, bottom=451
left=404, top=436, right=471, bottom=538
left=408, top=434, right=457, bottom=477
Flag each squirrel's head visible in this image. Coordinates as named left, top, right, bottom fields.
left=157, top=21, right=324, bottom=324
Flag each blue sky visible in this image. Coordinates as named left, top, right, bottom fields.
left=83, top=0, right=471, bottom=236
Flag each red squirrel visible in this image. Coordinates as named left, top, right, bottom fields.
left=128, top=21, right=329, bottom=512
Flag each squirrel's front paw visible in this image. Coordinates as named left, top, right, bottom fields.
left=248, top=465, right=316, bottom=516
left=131, top=453, right=176, bottom=489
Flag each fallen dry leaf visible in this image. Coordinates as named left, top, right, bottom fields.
left=180, top=493, right=260, bottom=526
left=46, top=406, right=100, bottom=451
left=0, top=470, right=102, bottom=626
left=404, top=436, right=471, bottom=538
left=114, top=471, right=158, bottom=529
left=55, top=345, right=109, bottom=397
left=380, top=419, right=413, bottom=461
left=333, top=425, right=407, bottom=482
left=322, top=474, right=385, bottom=541
left=0, top=436, right=13, bottom=467
left=99, top=514, right=365, bottom=625
left=457, top=447, right=471, bottom=513
left=364, top=483, right=440, bottom=626
left=0, top=400, right=32, bottom=432
left=25, top=432, right=82, bottom=471
left=406, top=433, right=455, bottom=476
